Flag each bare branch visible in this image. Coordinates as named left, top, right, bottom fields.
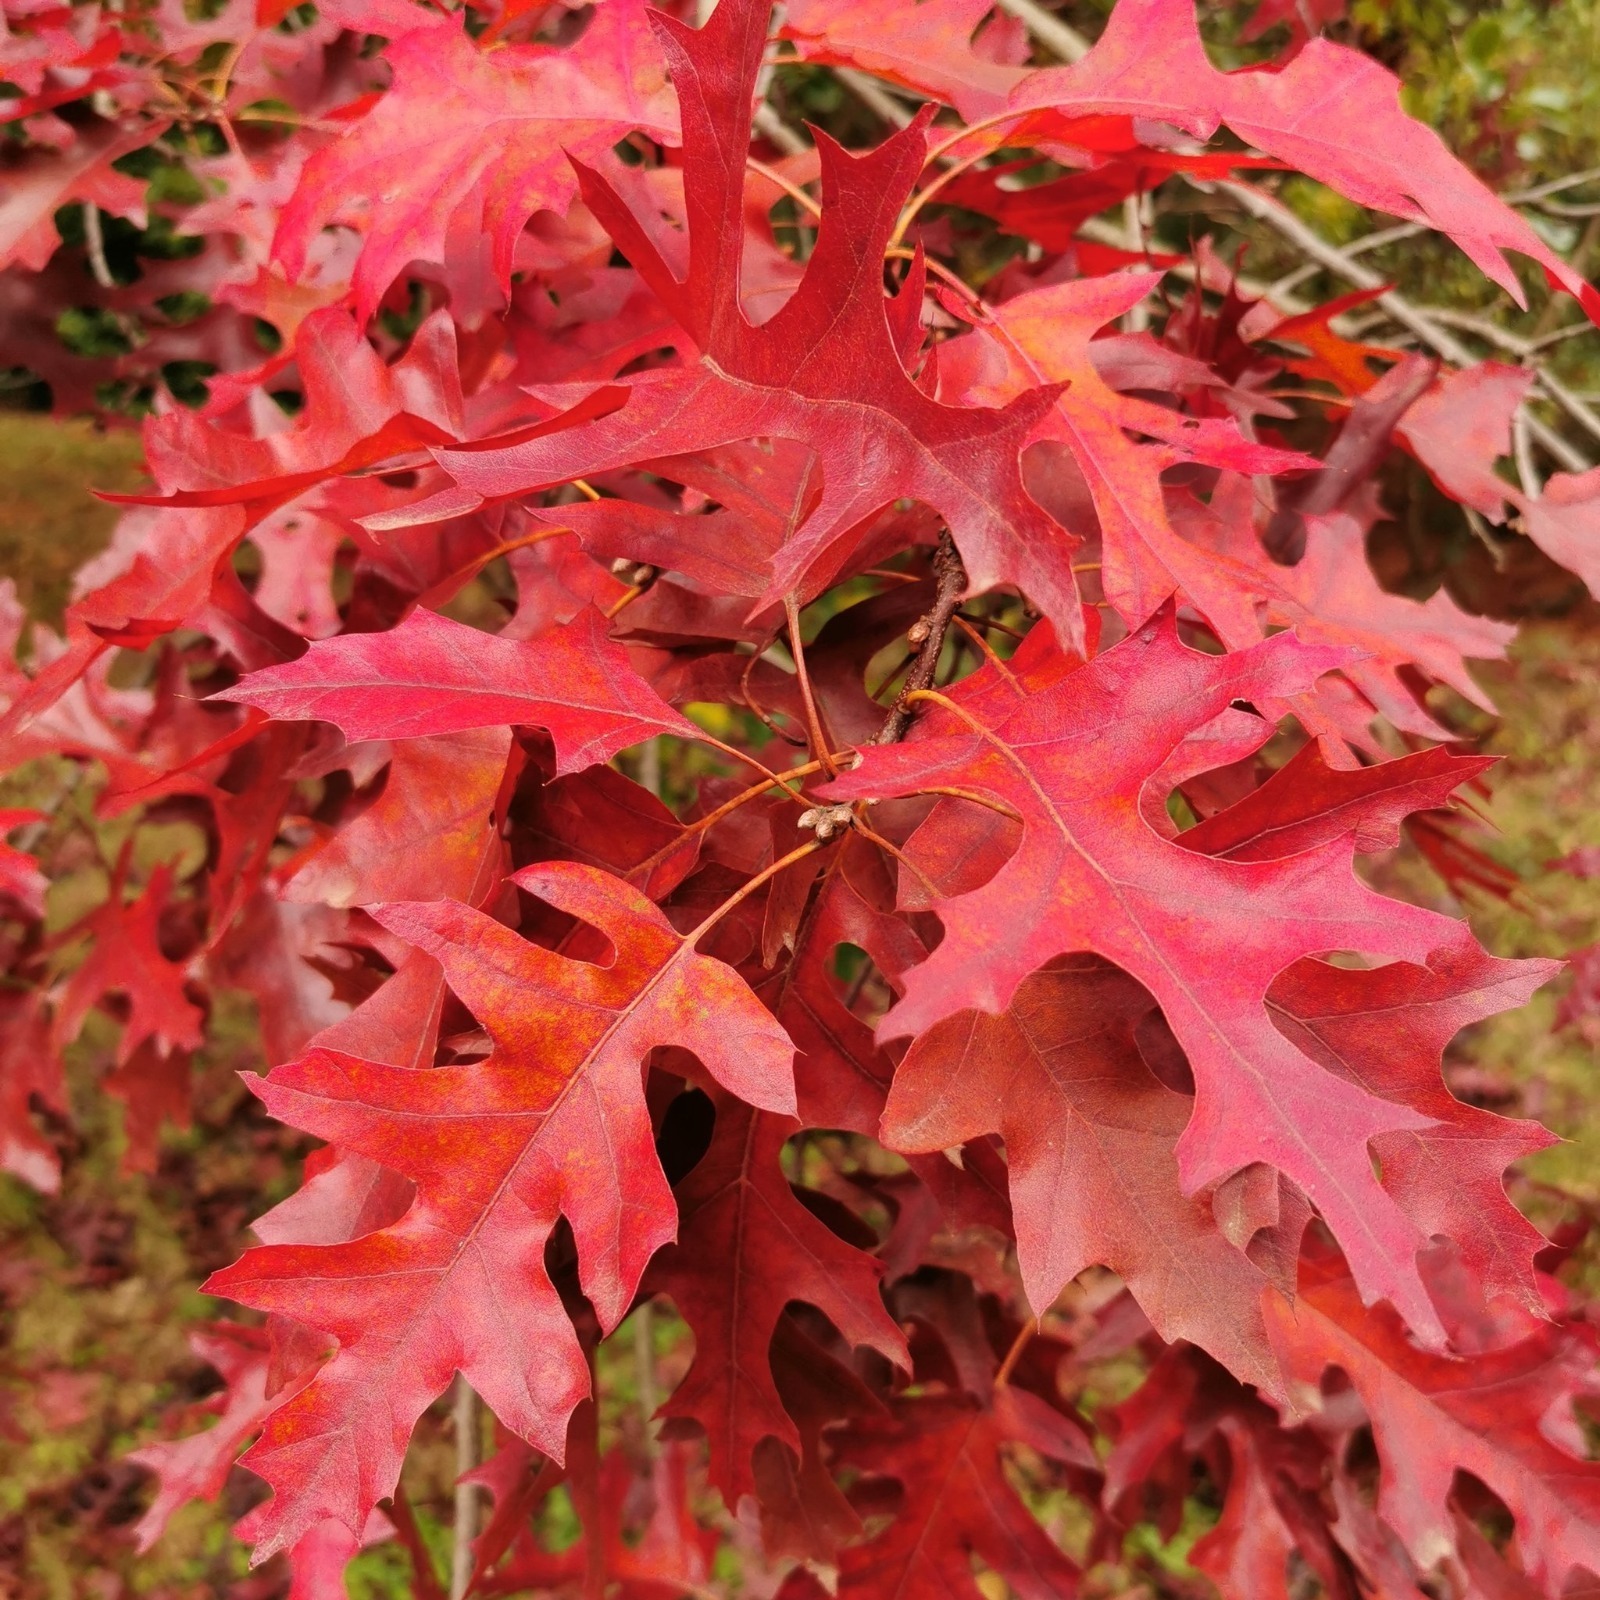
left=1206, top=178, right=1593, bottom=473
left=991, top=0, right=1090, bottom=62
left=838, top=66, right=916, bottom=128
left=450, top=1376, right=480, bottom=1600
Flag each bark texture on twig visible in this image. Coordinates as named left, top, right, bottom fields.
left=875, top=531, right=969, bottom=745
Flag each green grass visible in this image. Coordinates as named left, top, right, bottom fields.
left=0, top=414, right=146, bottom=626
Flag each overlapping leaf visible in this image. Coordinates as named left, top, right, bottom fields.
left=206, top=862, right=795, bottom=1556
left=828, top=611, right=1538, bottom=1338
left=430, top=0, right=1086, bottom=645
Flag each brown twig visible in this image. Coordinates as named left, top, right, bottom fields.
left=688, top=839, right=826, bottom=941
left=626, top=755, right=845, bottom=881
left=785, top=594, right=840, bottom=777
left=874, top=531, right=968, bottom=745
left=994, top=1317, right=1039, bottom=1389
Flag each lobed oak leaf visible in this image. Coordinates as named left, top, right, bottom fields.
left=484, top=1421, right=718, bottom=1598
left=1174, top=489, right=1515, bottom=749
left=1265, top=941, right=1560, bottom=1315
left=0, top=119, right=155, bottom=272
left=827, top=611, right=1490, bottom=1340
left=649, top=1087, right=907, bottom=1510
left=886, top=954, right=1284, bottom=1395
left=754, top=1313, right=890, bottom=1560
left=1266, top=1249, right=1600, bottom=1591
left=1517, top=467, right=1600, bottom=600
left=121, top=308, right=464, bottom=519
left=216, top=605, right=694, bottom=776
left=942, top=273, right=1317, bottom=645
left=432, top=0, right=1086, bottom=647
left=105, top=1042, right=192, bottom=1175
left=0, top=987, right=64, bottom=1193
left=1101, top=1347, right=1346, bottom=1599
left=779, top=0, right=1028, bottom=118
left=0, top=808, right=47, bottom=917
left=754, top=830, right=925, bottom=1134
left=939, top=149, right=1282, bottom=257
left=1391, top=365, right=1600, bottom=604
left=272, top=0, right=678, bottom=320
left=1398, top=361, right=1534, bottom=522
left=128, top=1324, right=280, bottom=1552
left=1007, top=0, right=1599, bottom=320
left=835, top=1384, right=1094, bottom=1600
left=1176, top=740, right=1499, bottom=863
left=285, top=726, right=517, bottom=910
left=204, top=860, right=795, bottom=1559
left=52, top=861, right=205, bottom=1069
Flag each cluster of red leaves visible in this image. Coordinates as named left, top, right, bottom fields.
left=5, top=0, right=1600, bottom=1593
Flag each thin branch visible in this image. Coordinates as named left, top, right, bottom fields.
left=875, top=531, right=968, bottom=745
left=853, top=818, right=945, bottom=901
left=994, top=1317, right=1040, bottom=1388
left=754, top=101, right=808, bottom=156
left=747, top=155, right=823, bottom=219
left=740, top=648, right=808, bottom=745
left=1204, top=177, right=1592, bottom=473
left=1513, top=409, right=1539, bottom=497
left=991, top=0, right=1090, bottom=62
left=419, top=524, right=575, bottom=607
left=1533, top=366, right=1600, bottom=450
left=687, top=838, right=826, bottom=942
left=914, top=785, right=1023, bottom=821
left=451, top=1376, right=480, bottom=1600
left=1504, top=165, right=1600, bottom=204
left=627, top=757, right=835, bottom=883
left=892, top=141, right=1003, bottom=250
left=82, top=204, right=115, bottom=290
left=690, top=731, right=812, bottom=800
left=633, top=1300, right=658, bottom=1455
left=786, top=594, right=840, bottom=777
left=838, top=66, right=915, bottom=128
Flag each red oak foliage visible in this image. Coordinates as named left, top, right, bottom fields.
left=4, top=0, right=1600, bottom=1593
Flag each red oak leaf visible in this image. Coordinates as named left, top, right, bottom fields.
left=52, top=861, right=205, bottom=1068
left=0, top=988, right=64, bottom=1193
left=1518, top=468, right=1600, bottom=598
left=1008, top=0, right=1599, bottom=319
left=205, top=860, right=795, bottom=1559
left=285, top=727, right=517, bottom=909
left=273, top=0, right=678, bottom=320
left=216, top=606, right=694, bottom=775
left=827, top=612, right=1496, bottom=1339
left=648, top=1087, right=906, bottom=1510
left=129, top=1324, right=279, bottom=1551
left=1174, top=490, right=1515, bottom=749
left=124, top=309, right=464, bottom=517
left=0, top=120, right=154, bottom=272
left=885, top=954, right=1284, bottom=1394
left=779, top=0, right=1027, bottom=117
left=0, top=808, right=47, bottom=917
left=1266, top=1248, right=1600, bottom=1591
left=941, top=273, right=1316, bottom=645
left=431, top=0, right=1086, bottom=647
left=1265, top=940, right=1559, bottom=1315
left=835, top=1385, right=1094, bottom=1600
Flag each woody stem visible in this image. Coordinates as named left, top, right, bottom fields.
left=994, top=1318, right=1039, bottom=1389
left=688, top=839, right=826, bottom=944
left=875, top=531, right=968, bottom=745
left=786, top=595, right=840, bottom=778
left=450, top=1376, right=479, bottom=1599
left=627, top=756, right=845, bottom=881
